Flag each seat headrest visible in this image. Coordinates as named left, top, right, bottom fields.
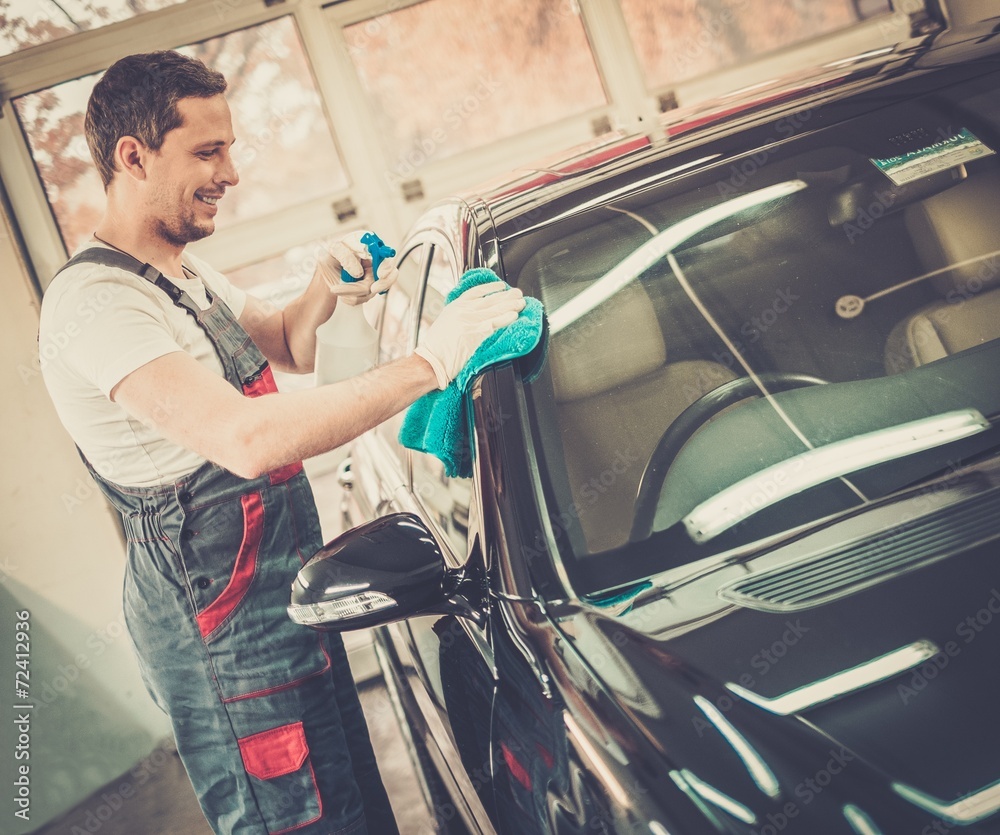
left=548, top=281, right=666, bottom=402
left=905, top=168, right=1000, bottom=298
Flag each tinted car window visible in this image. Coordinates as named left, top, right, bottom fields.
left=412, top=245, right=472, bottom=558
left=513, top=69, right=1000, bottom=583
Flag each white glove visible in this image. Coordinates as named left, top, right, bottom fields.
left=319, top=231, right=399, bottom=306
left=414, top=281, right=525, bottom=389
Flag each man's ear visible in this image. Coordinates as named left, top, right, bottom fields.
left=115, top=136, right=147, bottom=181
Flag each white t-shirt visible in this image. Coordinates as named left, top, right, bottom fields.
left=39, top=242, right=248, bottom=487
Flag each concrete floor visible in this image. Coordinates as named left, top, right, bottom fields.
left=31, top=455, right=437, bottom=835
left=31, top=679, right=434, bottom=835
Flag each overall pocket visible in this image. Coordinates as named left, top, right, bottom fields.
left=237, top=721, right=322, bottom=834
left=183, top=486, right=330, bottom=701
left=192, top=492, right=264, bottom=641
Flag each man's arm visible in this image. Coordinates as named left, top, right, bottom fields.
left=238, top=271, right=335, bottom=374
left=112, top=349, right=436, bottom=479
left=112, top=280, right=525, bottom=479
left=237, top=235, right=391, bottom=374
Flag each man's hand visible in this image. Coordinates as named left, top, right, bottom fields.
left=318, top=231, right=399, bottom=306
left=414, top=281, right=525, bottom=389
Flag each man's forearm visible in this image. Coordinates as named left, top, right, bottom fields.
left=113, top=349, right=438, bottom=481
left=277, top=270, right=337, bottom=373
left=230, top=353, right=436, bottom=478
left=239, top=269, right=337, bottom=374
left=116, top=276, right=523, bottom=481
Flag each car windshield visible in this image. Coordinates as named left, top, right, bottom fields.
left=511, top=65, right=1000, bottom=592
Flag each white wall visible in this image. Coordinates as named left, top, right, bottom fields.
left=0, top=195, right=171, bottom=833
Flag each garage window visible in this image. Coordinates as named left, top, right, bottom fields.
left=12, top=15, right=346, bottom=253
left=342, top=0, right=607, bottom=172
left=620, top=0, right=864, bottom=88
left=0, top=0, right=189, bottom=56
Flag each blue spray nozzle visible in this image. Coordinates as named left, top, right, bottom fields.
left=341, top=232, right=397, bottom=291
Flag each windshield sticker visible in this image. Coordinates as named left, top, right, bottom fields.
left=870, top=128, right=995, bottom=186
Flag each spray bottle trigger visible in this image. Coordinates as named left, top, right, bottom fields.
left=341, top=231, right=397, bottom=293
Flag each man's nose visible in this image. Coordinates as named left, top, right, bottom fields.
left=217, top=152, right=239, bottom=187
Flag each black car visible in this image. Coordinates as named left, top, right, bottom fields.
left=290, top=15, right=1000, bottom=834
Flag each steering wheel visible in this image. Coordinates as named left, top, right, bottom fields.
left=628, top=372, right=828, bottom=543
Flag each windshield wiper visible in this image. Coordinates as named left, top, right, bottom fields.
left=683, top=409, right=991, bottom=543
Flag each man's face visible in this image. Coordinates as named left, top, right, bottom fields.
left=142, top=95, right=239, bottom=246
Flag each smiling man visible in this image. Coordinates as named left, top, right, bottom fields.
left=38, top=51, right=524, bottom=835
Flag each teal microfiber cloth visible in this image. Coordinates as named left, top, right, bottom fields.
left=400, top=268, right=545, bottom=478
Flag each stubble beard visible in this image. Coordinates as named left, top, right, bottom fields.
left=154, top=210, right=213, bottom=247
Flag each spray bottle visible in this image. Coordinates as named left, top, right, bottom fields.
left=314, top=231, right=396, bottom=386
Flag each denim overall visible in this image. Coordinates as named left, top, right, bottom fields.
left=58, top=249, right=398, bottom=835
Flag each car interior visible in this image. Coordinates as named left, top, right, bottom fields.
left=887, top=168, right=1000, bottom=371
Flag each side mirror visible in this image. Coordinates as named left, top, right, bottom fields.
left=287, top=512, right=483, bottom=631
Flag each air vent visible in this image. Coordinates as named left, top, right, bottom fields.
left=720, top=485, right=1000, bottom=612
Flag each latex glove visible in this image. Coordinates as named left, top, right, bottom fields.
left=414, top=282, right=525, bottom=389
left=319, top=232, right=399, bottom=306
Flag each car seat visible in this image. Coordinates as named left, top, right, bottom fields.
left=885, top=168, right=1000, bottom=373
left=549, top=280, right=737, bottom=553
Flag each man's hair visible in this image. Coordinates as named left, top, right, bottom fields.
left=85, top=51, right=227, bottom=189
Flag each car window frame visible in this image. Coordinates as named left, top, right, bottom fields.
left=409, top=237, right=480, bottom=569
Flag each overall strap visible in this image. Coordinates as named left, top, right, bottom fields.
left=59, top=247, right=190, bottom=306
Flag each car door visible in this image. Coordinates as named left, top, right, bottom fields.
left=387, top=238, right=501, bottom=833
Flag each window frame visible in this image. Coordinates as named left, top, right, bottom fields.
left=407, top=237, right=475, bottom=562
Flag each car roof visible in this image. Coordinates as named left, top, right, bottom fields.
left=446, top=19, right=1000, bottom=246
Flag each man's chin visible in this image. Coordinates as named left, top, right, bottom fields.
left=157, top=219, right=214, bottom=246
left=188, top=223, right=214, bottom=242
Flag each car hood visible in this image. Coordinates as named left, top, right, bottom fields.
left=551, top=474, right=1000, bottom=829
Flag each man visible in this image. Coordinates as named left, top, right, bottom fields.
left=38, top=51, right=523, bottom=835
